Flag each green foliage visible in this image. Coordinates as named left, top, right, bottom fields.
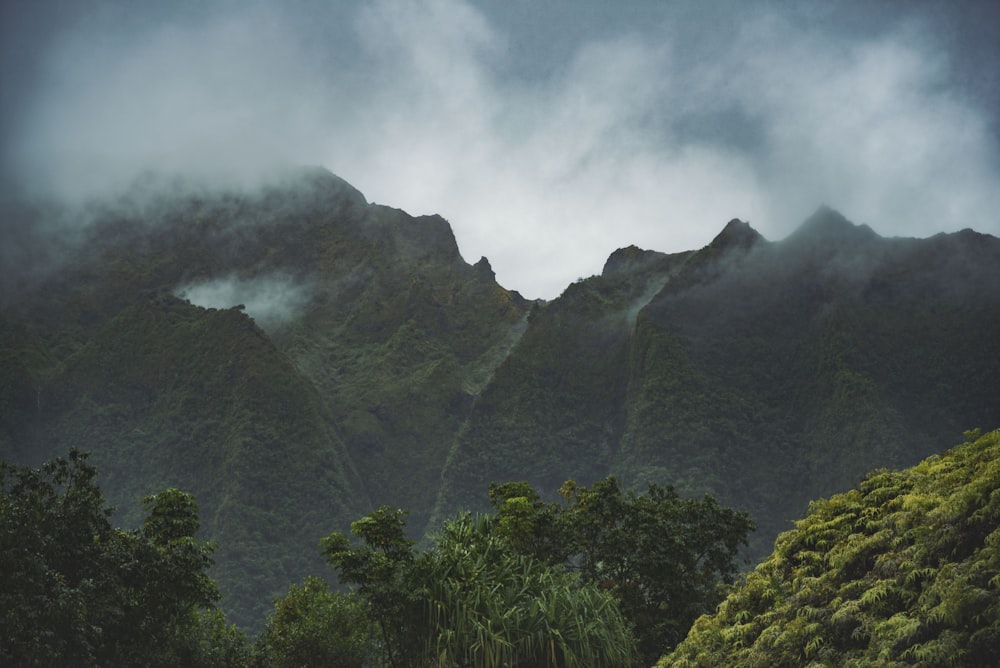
left=175, top=609, right=254, bottom=668
left=2, top=170, right=534, bottom=630
left=255, top=577, right=370, bottom=668
left=489, top=480, right=572, bottom=564
left=441, top=213, right=1000, bottom=571
left=661, top=429, right=1000, bottom=667
left=322, top=506, right=420, bottom=668
left=322, top=505, right=637, bottom=667
left=1, top=449, right=111, bottom=666
left=432, top=256, right=685, bottom=528
left=424, top=513, right=635, bottom=668
left=10, top=294, right=370, bottom=629
left=0, top=450, right=248, bottom=667
left=313, top=478, right=748, bottom=667
left=135, top=488, right=221, bottom=636
left=561, top=478, right=754, bottom=663
left=292, top=475, right=749, bottom=667
left=485, top=477, right=753, bottom=665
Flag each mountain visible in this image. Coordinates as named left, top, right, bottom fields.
left=0, top=167, right=529, bottom=628
left=428, top=243, right=692, bottom=528
left=2, top=167, right=999, bottom=628
left=659, top=428, right=1000, bottom=667
left=435, top=205, right=1000, bottom=556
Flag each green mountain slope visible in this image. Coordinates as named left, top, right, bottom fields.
left=1, top=291, right=370, bottom=628
left=617, top=208, right=1000, bottom=555
left=0, top=167, right=528, bottom=628
left=3, top=169, right=999, bottom=630
left=280, top=202, right=529, bottom=536
left=431, top=244, right=692, bottom=526
left=437, top=207, right=1000, bottom=558
left=51, top=296, right=370, bottom=629
left=660, top=428, right=1000, bottom=667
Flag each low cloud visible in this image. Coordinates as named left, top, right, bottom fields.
left=176, top=274, right=313, bottom=330
left=720, top=16, right=1000, bottom=239
left=4, top=0, right=999, bottom=298
left=5, top=5, right=327, bottom=200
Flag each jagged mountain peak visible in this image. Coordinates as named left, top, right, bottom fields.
left=708, top=218, right=764, bottom=252
left=786, top=205, right=879, bottom=246
left=602, top=245, right=672, bottom=276
left=473, top=256, right=496, bottom=281
left=279, top=165, right=369, bottom=206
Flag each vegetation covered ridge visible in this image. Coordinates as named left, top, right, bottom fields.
left=4, top=166, right=1000, bottom=632
left=660, top=428, right=1000, bottom=667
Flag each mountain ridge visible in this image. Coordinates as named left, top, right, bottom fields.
left=2, top=167, right=998, bottom=629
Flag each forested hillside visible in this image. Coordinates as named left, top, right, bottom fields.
left=0, top=167, right=529, bottom=627
left=660, top=428, right=1000, bottom=667
left=2, top=167, right=998, bottom=628
left=437, top=207, right=1000, bottom=556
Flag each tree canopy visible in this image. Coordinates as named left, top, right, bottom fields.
left=661, top=429, right=1000, bottom=667
left=322, top=506, right=636, bottom=668
left=321, top=476, right=753, bottom=667
left=2, top=450, right=753, bottom=667
left=490, top=477, right=754, bottom=664
left=0, top=450, right=247, bottom=667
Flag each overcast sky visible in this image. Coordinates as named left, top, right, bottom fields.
left=2, top=0, right=999, bottom=299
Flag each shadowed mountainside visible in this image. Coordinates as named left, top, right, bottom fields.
left=435, top=206, right=1000, bottom=557
left=2, top=170, right=998, bottom=628
left=0, top=167, right=530, bottom=628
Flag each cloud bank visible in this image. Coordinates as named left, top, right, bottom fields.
left=176, top=273, right=312, bottom=330
left=4, top=0, right=999, bottom=298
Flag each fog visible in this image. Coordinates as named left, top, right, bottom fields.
left=176, top=274, right=313, bottom=330
left=2, top=0, right=999, bottom=299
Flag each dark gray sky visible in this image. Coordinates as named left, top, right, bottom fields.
left=3, top=0, right=999, bottom=298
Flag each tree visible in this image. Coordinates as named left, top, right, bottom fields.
left=115, top=487, right=225, bottom=666
left=0, top=450, right=245, bottom=667
left=490, top=476, right=754, bottom=664
left=424, top=512, right=636, bottom=668
left=312, top=477, right=751, bottom=667
left=255, top=576, right=370, bottom=668
left=321, top=506, right=637, bottom=667
left=1, top=449, right=112, bottom=665
left=321, top=505, right=421, bottom=668
left=488, top=480, right=571, bottom=564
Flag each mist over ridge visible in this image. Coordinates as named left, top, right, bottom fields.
left=4, top=160, right=995, bottom=313
left=3, top=0, right=999, bottom=299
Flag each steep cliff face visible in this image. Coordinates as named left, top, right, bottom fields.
left=437, top=209, right=1000, bottom=559
left=273, top=196, right=530, bottom=537
left=620, top=212, right=1000, bottom=555
left=429, top=243, right=691, bottom=527
left=3, top=169, right=999, bottom=629
left=0, top=167, right=530, bottom=627
left=46, top=295, right=368, bottom=628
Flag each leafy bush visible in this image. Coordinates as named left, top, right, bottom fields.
left=660, top=429, right=1000, bottom=667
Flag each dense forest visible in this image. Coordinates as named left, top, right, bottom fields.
left=2, top=167, right=999, bottom=634
left=4, top=430, right=998, bottom=665
left=1, top=448, right=751, bottom=666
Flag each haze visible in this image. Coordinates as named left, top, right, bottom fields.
left=2, top=0, right=999, bottom=299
